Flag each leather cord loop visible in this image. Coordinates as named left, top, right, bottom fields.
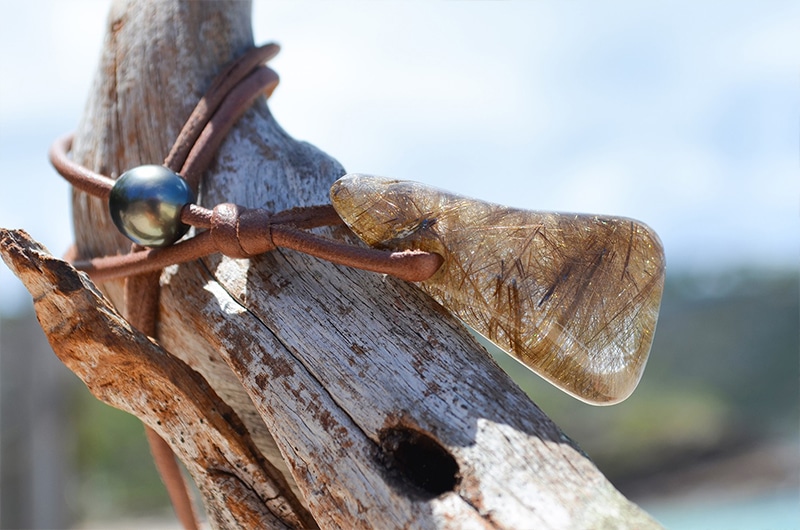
left=50, top=43, right=444, bottom=285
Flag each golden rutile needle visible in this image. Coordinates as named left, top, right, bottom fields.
left=331, top=174, right=666, bottom=405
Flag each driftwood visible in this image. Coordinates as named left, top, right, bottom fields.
left=0, top=1, right=662, bottom=528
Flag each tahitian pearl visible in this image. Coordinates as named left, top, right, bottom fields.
left=109, top=165, right=195, bottom=248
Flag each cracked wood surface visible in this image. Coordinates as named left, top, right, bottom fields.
left=0, top=230, right=313, bottom=529
left=4, top=1, right=662, bottom=528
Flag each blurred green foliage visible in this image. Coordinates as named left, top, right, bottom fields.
left=70, top=390, right=175, bottom=521
left=489, top=269, right=799, bottom=487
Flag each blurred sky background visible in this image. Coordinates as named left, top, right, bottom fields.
left=1, top=1, right=798, bottom=316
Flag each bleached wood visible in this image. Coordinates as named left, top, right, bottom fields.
left=26, top=0, right=662, bottom=528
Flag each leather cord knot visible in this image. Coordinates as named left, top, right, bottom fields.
left=50, top=42, right=443, bottom=285
left=210, top=203, right=275, bottom=258
left=211, top=203, right=248, bottom=258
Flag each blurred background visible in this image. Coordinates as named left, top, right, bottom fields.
left=1, top=1, right=798, bottom=528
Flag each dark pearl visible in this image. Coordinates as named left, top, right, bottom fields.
left=108, top=165, right=194, bottom=248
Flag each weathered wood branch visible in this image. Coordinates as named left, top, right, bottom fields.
left=0, top=230, right=314, bottom=528
left=3, top=1, right=662, bottom=528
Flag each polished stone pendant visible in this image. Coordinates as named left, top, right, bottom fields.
left=330, top=174, right=666, bottom=405
left=108, top=165, right=194, bottom=247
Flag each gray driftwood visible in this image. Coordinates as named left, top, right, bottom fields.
left=1, top=1, right=662, bottom=528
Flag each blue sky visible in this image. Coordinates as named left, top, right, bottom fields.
left=1, top=1, right=798, bottom=315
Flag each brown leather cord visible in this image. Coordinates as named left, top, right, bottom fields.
left=50, top=134, right=443, bottom=282
left=50, top=49, right=442, bottom=284
left=51, top=42, right=444, bottom=529
left=165, top=44, right=280, bottom=173
left=119, top=45, right=282, bottom=530
left=144, top=426, right=198, bottom=530
left=58, top=203, right=442, bottom=282
left=178, top=65, right=279, bottom=191
left=67, top=43, right=282, bottom=530
left=124, top=268, right=198, bottom=530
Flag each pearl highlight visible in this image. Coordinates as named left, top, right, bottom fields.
left=108, top=165, right=194, bottom=247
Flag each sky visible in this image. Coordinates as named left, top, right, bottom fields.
left=0, top=1, right=798, bottom=315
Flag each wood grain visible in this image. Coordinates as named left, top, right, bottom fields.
left=0, top=229, right=314, bottom=528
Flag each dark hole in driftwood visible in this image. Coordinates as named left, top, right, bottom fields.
left=378, top=426, right=459, bottom=498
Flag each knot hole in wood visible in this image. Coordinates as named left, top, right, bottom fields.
left=378, top=426, right=460, bottom=499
